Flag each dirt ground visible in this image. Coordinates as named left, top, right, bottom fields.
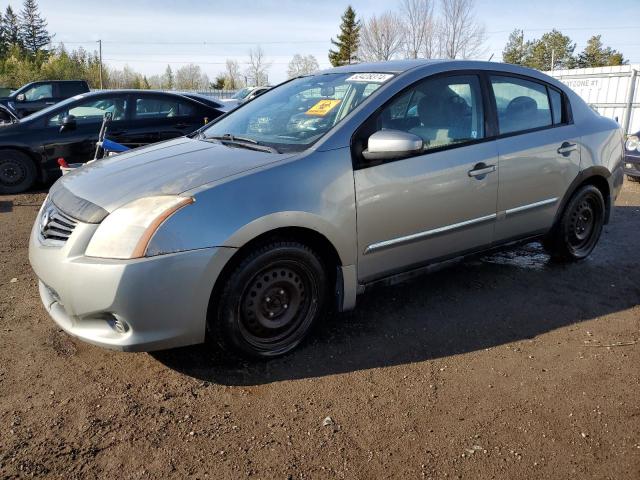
left=0, top=181, right=639, bottom=480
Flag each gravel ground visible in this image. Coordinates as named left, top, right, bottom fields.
left=0, top=181, right=639, bottom=479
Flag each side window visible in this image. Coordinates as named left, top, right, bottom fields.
left=135, top=97, right=195, bottom=118
left=24, top=84, right=53, bottom=101
left=135, top=97, right=180, bottom=119
left=371, top=74, right=485, bottom=151
left=548, top=88, right=564, bottom=125
left=48, top=97, right=128, bottom=125
left=490, top=76, right=552, bottom=134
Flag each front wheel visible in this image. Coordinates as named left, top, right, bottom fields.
left=0, top=150, right=37, bottom=194
left=543, top=185, right=605, bottom=261
left=211, top=241, right=328, bottom=358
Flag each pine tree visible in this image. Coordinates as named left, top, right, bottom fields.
left=4, top=6, right=22, bottom=48
left=329, top=6, right=361, bottom=67
left=163, top=65, right=174, bottom=89
left=577, top=35, right=625, bottom=68
left=502, top=29, right=529, bottom=65
left=19, top=0, right=51, bottom=55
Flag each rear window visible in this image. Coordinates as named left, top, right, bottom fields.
left=59, top=82, right=87, bottom=97
left=490, top=75, right=552, bottom=135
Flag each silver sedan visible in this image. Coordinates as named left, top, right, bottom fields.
left=29, top=60, right=624, bottom=358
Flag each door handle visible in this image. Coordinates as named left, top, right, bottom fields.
left=557, top=142, right=577, bottom=156
left=174, top=122, right=189, bottom=128
left=45, top=102, right=55, bottom=105
left=468, top=163, right=496, bottom=178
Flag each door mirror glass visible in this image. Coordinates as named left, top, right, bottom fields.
left=363, top=129, right=423, bottom=161
left=59, top=114, right=77, bottom=132
left=16, top=93, right=25, bottom=102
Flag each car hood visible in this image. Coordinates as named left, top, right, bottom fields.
left=51, top=137, right=296, bottom=220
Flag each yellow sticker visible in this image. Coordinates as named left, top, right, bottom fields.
left=306, top=99, right=341, bottom=116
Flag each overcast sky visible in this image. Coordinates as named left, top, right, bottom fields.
left=26, top=0, right=640, bottom=84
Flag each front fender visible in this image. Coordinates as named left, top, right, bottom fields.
left=145, top=148, right=358, bottom=266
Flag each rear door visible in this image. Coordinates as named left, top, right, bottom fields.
left=353, top=73, right=499, bottom=282
left=490, top=75, right=581, bottom=241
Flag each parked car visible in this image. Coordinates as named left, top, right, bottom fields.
left=0, top=80, right=90, bottom=118
left=221, top=86, right=271, bottom=108
left=623, top=131, right=640, bottom=180
left=0, top=89, right=226, bottom=193
left=29, top=60, right=624, bottom=358
left=0, top=104, right=18, bottom=124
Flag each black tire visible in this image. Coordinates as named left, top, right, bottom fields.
left=0, top=150, right=37, bottom=194
left=210, top=241, right=328, bottom=359
left=543, top=185, right=605, bottom=262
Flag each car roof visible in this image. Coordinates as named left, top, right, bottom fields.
left=318, top=59, right=446, bottom=75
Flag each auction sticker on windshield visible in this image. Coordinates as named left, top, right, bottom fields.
left=306, top=99, right=341, bottom=116
left=346, top=73, right=394, bottom=83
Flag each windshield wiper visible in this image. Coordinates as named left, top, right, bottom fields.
left=206, top=133, right=280, bottom=154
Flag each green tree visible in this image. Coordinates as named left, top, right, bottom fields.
left=3, top=6, right=22, bottom=49
left=502, top=29, right=529, bottom=65
left=577, top=35, right=625, bottom=68
left=329, top=5, right=360, bottom=67
left=524, top=29, right=576, bottom=70
left=162, top=64, right=174, bottom=89
left=212, top=74, right=225, bottom=89
left=19, top=0, right=51, bottom=55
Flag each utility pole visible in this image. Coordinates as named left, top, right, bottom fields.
left=98, top=40, right=103, bottom=89
left=551, top=48, right=555, bottom=72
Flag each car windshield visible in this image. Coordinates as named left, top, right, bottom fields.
left=232, top=88, right=252, bottom=100
left=203, top=72, right=393, bottom=153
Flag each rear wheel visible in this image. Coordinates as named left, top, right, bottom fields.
left=0, top=150, right=37, bottom=194
left=543, top=185, right=605, bottom=261
left=211, top=241, right=328, bottom=358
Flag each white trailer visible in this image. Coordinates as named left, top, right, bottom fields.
left=545, top=65, right=640, bottom=135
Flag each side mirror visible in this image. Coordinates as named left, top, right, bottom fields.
left=16, top=93, right=25, bottom=102
left=59, top=114, right=76, bottom=133
left=362, top=130, right=423, bottom=161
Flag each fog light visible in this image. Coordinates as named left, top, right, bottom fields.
left=626, top=163, right=633, bottom=169
left=107, top=315, right=129, bottom=334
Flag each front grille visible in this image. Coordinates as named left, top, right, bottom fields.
left=39, top=200, right=78, bottom=243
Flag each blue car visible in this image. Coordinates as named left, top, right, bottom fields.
left=624, top=131, right=640, bottom=180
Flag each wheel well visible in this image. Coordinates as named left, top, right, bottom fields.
left=0, top=147, right=42, bottom=180
left=580, top=175, right=611, bottom=223
left=206, top=227, right=342, bottom=324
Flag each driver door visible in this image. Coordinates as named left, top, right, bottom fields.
left=353, top=74, right=499, bottom=282
left=42, top=95, right=130, bottom=165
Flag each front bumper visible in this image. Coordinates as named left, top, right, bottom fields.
left=28, top=215, right=236, bottom=352
left=624, top=154, right=640, bottom=177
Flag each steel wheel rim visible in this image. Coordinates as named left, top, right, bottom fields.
left=238, top=260, right=319, bottom=352
left=567, top=194, right=601, bottom=255
left=0, top=159, right=26, bottom=187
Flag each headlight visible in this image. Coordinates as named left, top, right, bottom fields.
left=85, top=196, right=194, bottom=259
left=625, top=135, right=640, bottom=152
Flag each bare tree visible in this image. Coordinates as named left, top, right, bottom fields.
left=400, top=0, right=437, bottom=59
left=246, top=46, right=271, bottom=86
left=223, top=59, right=244, bottom=89
left=439, top=0, right=486, bottom=59
left=359, top=12, right=405, bottom=62
left=287, top=54, right=320, bottom=78
left=174, top=64, right=209, bottom=90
